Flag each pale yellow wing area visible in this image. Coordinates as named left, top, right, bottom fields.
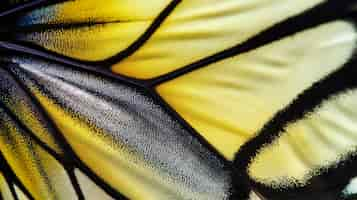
left=74, top=169, right=114, bottom=200
left=0, top=107, right=77, bottom=200
left=113, top=0, right=324, bottom=78
left=0, top=172, right=14, bottom=200
left=14, top=186, right=29, bottom=200
left=249, top=88, right=357, bottom=187
left=249, top=191, right=263, bottom=200
left=157, top=20, right=357, bottom=159
left=15, top=0, right=170, bottom=61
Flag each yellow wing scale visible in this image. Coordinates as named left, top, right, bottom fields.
left=157, top=20, right=357, bottom=159
left=249, top=89, right=357, bottom=186
left=16, top=0, right=170, bottom=61
left=0, top=107, right=76, bottom=200
left=2, top=1, right=357, bottom=199
left=113, top=0, right=324, bottom=78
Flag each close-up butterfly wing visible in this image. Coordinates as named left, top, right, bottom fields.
left=0, top=0, right=357, bottom=200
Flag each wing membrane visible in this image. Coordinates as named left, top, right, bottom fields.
left=4, top=56, right=230, bottom=200
left=157, top=20, right=357, bottom=159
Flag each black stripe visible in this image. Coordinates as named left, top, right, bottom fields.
left=4, top=55, right=231, bottom=171
left=0, top=43, right=147, bottom=88
left=148, top=89, right=231, bottom=166
left=3, top=2, right=357, bottom=199
left=67, top=168, right=85, bottom=200
left=8, top=183, right=19, bottom=200
left=1, top=0, right=181, bottom=68
left=231, top=46, right=357, bottom=199
left=0, top=100, right=88, bottom=200
left=101, top=0, right=181, bottom=66
left=0, top=190, right=4, bottom=200
left=149, top=0, right=356, bottom=86
left=0, top=99, right=65, bottom=163
left=253, top=152, right=357, bottom=200
left=3, top=63, right=129, bottom=200
left=0, top=152, right=35, bottom=200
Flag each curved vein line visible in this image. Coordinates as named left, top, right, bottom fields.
left=0, top=43, right=147, bottom=88
left=231, top=51, right=357, bottom=198
left=0, top=152, right=35, bottom=200
left=67, top=168, right=85, bottom=200
left=148, top=89, right=231, bottom=165
left=1, top=0, right=181, bottom=68
left=149, top=0, right=356, bottom=86
left=0, top=100, right=87, bottom=200
left=8, top=182, right=19, bottom=200
left=103, top=0, right=181, bottom=66
left=4, top=64, right=129, bottom=200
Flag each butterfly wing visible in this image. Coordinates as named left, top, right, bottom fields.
left=0, top=54, right=231, bottom=200
left=1, top=1, right=357, bottom=200
left=8, top=0, right=173, bottom=62
left=157, top=20, right=357, bottom=160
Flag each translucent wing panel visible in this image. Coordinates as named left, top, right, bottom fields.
left=113, top=0, right=324, bottom=78
left=250, top=89, right=357, bottom=184
left=157, top=20, right=357, bottom=159
left=14, top=185, right=29, bottom=200
left=245, top=88, right=357, bottom=199
left=74, top=169, right=114, bottom=200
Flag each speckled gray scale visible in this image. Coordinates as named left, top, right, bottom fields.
left=0, top=66, right=63, bottom=154
left=6, top=56, right=231, bottom=200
